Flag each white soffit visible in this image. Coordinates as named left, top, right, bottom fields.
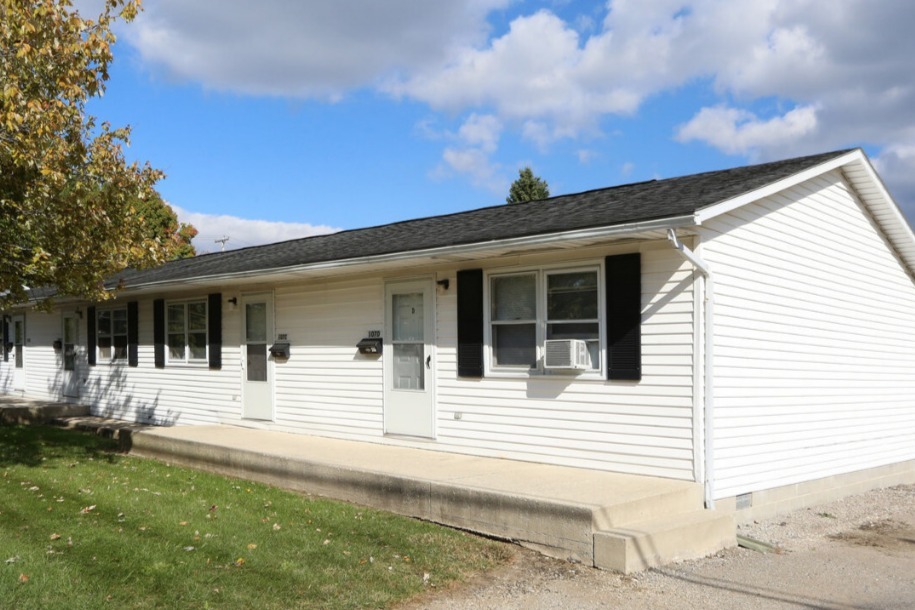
left=694, top=149, right=915, bottom=276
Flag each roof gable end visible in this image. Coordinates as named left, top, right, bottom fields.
left=694, top=149, right=915, bottom=276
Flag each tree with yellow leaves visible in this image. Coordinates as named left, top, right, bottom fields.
left=1, top=0, right=179, bottom=308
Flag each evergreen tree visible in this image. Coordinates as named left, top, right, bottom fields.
left=506, top=167, right=550, bottom=204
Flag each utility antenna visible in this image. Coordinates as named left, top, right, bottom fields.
left=214, top=236, right=229, bottom=252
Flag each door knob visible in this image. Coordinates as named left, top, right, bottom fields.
left=426, top=355, right=431, bottom=369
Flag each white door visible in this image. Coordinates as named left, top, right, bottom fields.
left=11, top=314, right=25, bottom=391
left=62, top=313, right=80, bottom=398
left=384, top=280, right=435, bottom=438
left=242, top=294, right=274, bottom=420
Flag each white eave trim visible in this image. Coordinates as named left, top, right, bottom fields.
left=123, top=214, right=697, bottom=292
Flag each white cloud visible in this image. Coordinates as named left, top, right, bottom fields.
left=119, top=1, right=915, bottom=211
left=457, top=113, right=503, bottom=153
left=172, top=206, right=339, bottom=253
left=676, top=105, right=819, bottom=155
left=577, top=149, right=597, bottom=164
left=436, top=113, right=505, bottom=193
left=391, top=0, right=915, bottom=163
left=127, top=0, right=509, bottom=98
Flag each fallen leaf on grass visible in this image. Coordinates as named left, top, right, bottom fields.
left=50, top=533, right=61, bottom=541
left=179, top=521, right=189, bottom=526
left=233, top=558, right=245, bottom=567
left=272, top=523, right=281, bottom=531
left=80, top=505, right=96, bottom=514
left=183, top=546, right=196, bottom=552
left=246, top=543, right=257, bottom=550
left=5, top=556, right=20, bottom=564
left=18, top=573, right=29, bottom=584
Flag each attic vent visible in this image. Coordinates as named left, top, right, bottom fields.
left=544, top=339, right=591, bottom=370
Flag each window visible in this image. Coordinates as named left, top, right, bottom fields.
left=97, top=309, right=128, bottom=362
left=488, top=266, right=602, bottom=374
left=167, top=300, right=208, bottom=363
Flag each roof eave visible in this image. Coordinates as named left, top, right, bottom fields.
left=693, top=149, right=863, bottom=224
left=119, top=214, right=698, bottom=293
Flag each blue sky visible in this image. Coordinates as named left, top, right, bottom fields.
left=83, top=0, right=915, bottom=253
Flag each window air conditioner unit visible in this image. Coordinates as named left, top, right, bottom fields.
left=544, top=339, right=591, bottom=370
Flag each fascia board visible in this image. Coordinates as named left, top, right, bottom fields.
left=842, top=152, right=915, bottom=276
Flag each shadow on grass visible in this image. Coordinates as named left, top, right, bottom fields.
left=0, top=424, right=121, bottom=468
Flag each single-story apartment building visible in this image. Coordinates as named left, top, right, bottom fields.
left=3, top=148, right=914, bottom=518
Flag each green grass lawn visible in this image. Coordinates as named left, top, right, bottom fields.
left=0, top=425, right=511, bottom=609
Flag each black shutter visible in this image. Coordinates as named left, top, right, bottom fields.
left=208, top=293, right=222, bottom=370
left=153, top=299, right=165, bottom=369
left=606, top=253, right=641, bottom=381
left=127, top=301, right=139, bottom=367
left=2, top=316, right=8, bottom=362
left=457, top=269, right=484, bottom=378
left=87, top=306, right=97, bottom=366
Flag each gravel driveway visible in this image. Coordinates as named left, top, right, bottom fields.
left=400, top=484, right=915, bottom=609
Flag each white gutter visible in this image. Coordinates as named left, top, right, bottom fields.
left=667, top=228, right=715, bottom=509
left=121, top=214, right=697, bottom=292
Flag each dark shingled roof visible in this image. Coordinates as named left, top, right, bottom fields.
left=114, top=149, right=852, bottom=287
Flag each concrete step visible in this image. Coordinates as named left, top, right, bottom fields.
left=591, top=483, right=704, bottom=530
left=593, top=509, right=736, bottom=573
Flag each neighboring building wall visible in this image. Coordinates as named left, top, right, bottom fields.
left=700, top=170, right=915, bottom=499
left=5, top=295, right=243, bottom=426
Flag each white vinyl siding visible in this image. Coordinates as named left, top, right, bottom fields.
left=2, top=242, right=697, bottom=481
left=436, top=243, right=697, bottom=479
left=699, top=170, right=915, bottom=498
left=270, top=278, right=384, bottom=439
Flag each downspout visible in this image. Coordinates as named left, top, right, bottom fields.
left=667, top=228, right=715, bottom=509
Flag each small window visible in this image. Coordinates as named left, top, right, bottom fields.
left=167, top=300, right=208, bottom=364
left=97, top=309, right=128, bottom=362
left=491, top=274, right=537, bottom=368
left=488, top=266, right=602, bottom=374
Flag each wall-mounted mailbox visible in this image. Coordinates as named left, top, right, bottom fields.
left=357, top=337, right=383, bottom=355
left=53, top=339, right=63, bottom=352
left=268, top=342, right=290, bottom=359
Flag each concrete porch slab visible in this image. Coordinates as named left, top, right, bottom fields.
left=0, top=395, right=89, bottom=424
left=1, top=395, right=735, bottom=570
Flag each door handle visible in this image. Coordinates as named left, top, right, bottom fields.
left=426, top=355, right=431, bottom=369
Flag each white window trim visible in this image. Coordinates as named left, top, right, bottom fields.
left=165, top=299, right=209, bottom=366
left=96, top=307, right=128, bottom=364
left=484, top=262, right=605, bottom=379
